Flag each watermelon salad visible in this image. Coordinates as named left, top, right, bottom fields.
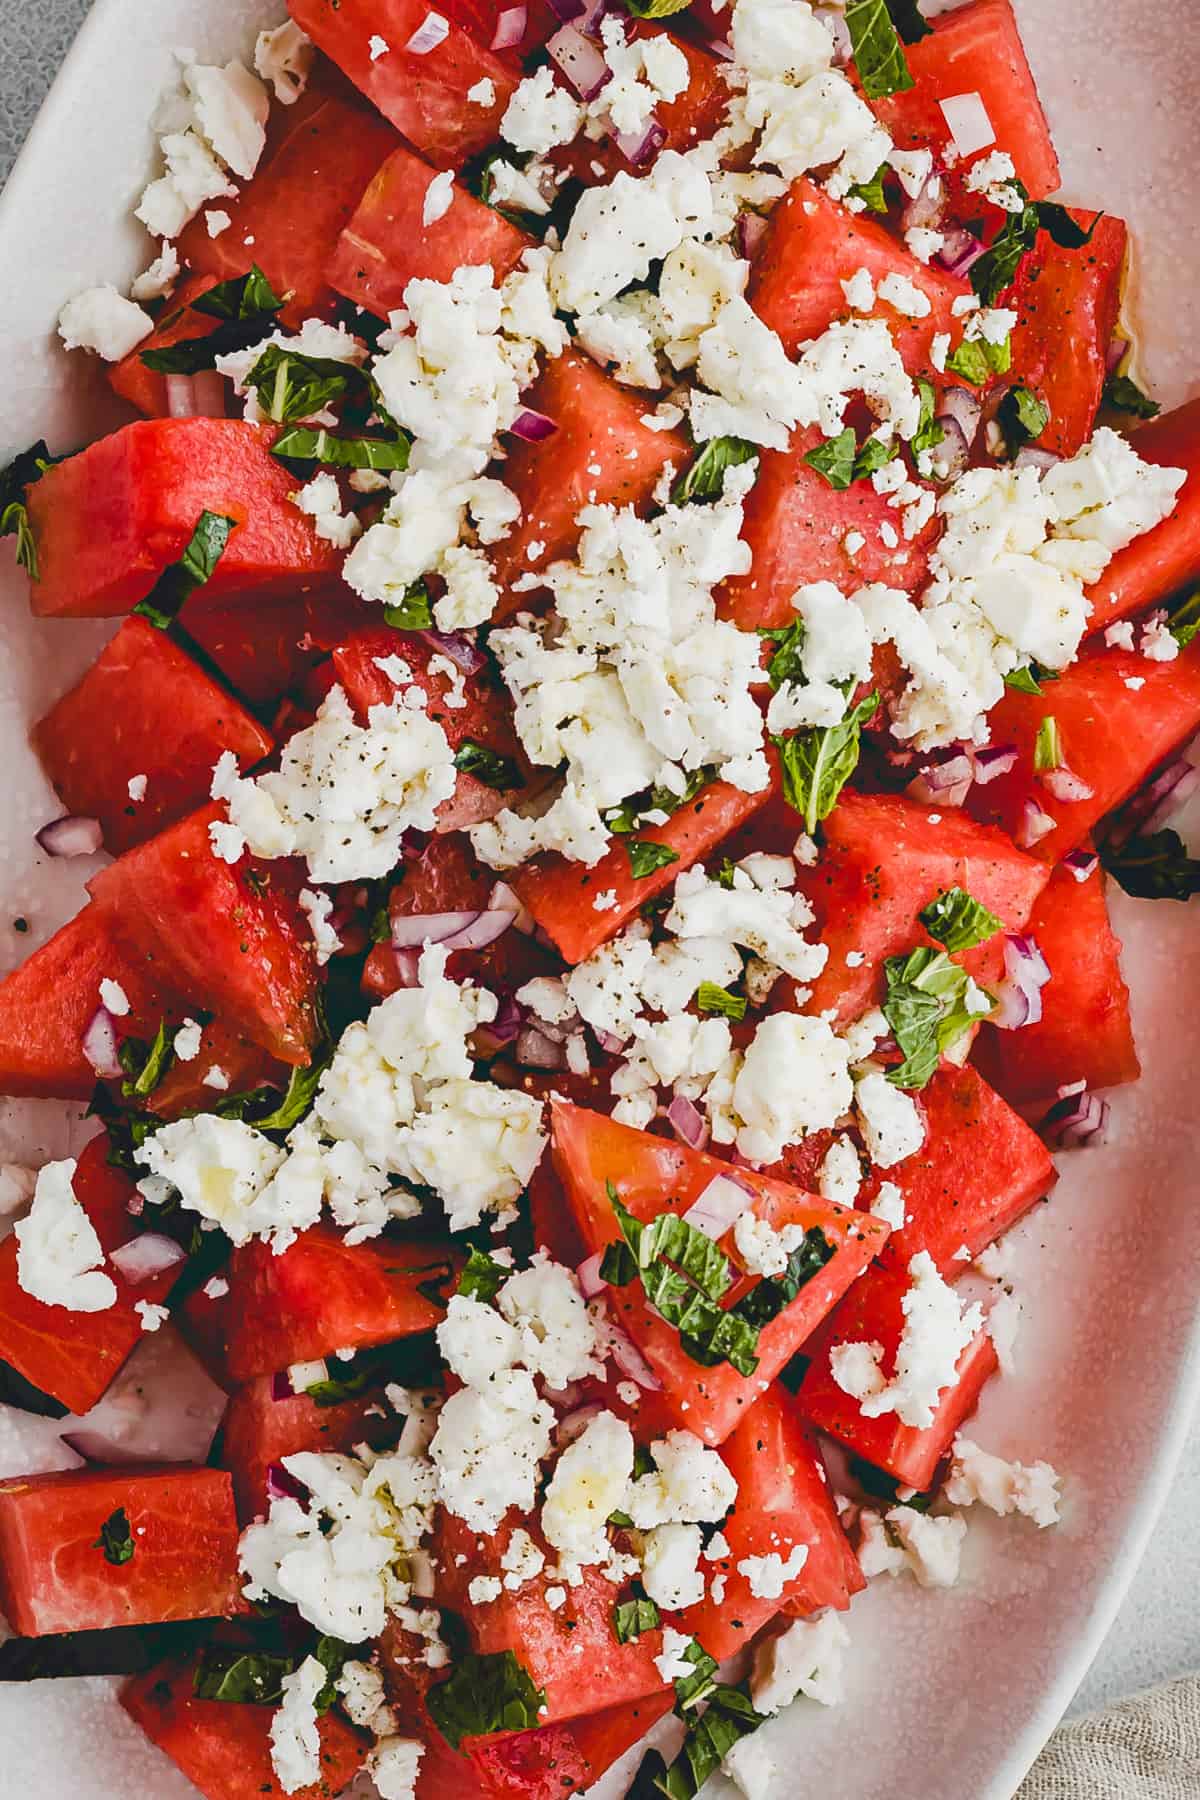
left=0, top=0, right=1197, bottom=1794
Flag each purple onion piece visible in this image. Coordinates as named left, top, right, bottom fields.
left=266, top=1460, right=311, bottom=1501
left=545, top=0, right=586, bottom=20
left=667, top=1093, right=708, bottom=1150
left=938, top=384, right=983, bottom=448
left=972, top=742, right=1018, bottom=784
left=611, top=116, right=666, bottom=168
left=992, top=933, right=1051, bottom=1031
left=736, top=212, right=769, bottom=261
left=61, top=1431, right=183, bottom=1468
left=510, top=407, right=558, bottom=443
left=576, top=1250, right=606, bottom=1298
left=1062, top=848, right=1099, bottom=883
left=415, top=628, right=485, bottom=674
left=1018, top=799, right=1056, bottom=849
left=547, top=23, right=611, bottom=100
left=1013, top=445, right=1063, bottom=474
left=36, top=814, right=103, bottom=858
left=516, top=1025, right=565, bottom=1070
left=1039, top=763, right=1095, bottom=805
left=490, top=2, right=529, bottom=46
left=404, top=11, right=451, bottom=52
left=936, top=225, right=986, bottom=278
left=108, top=1233, right=187, bottom=1283
left=901, top=171, right=946, bottom=234
left=1042, top=1088, right=1109, bottom=1149
left=82, top=1008, right=123, bottom=1080
left=1106, top=335, right=1129, bottom=376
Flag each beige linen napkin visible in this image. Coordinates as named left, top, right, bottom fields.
left=1017, top=1678, right=1200, bottom=1799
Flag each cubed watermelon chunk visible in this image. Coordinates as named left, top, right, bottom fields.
left=716, top=425, right=939, bottom=631
left=147, top=1018, right=285, bottom=1121
left=0, top=1467, right=243, bottom=1636
left=0, top=902, right=181, bottom=1101
left=466, top=1694, right=674, bottom=1800
left=867, top=0, right=1060, bottom=204
left=550, top=1099, right=889, bottom=1445
left=750, top=177, right=972, bottom=372
left=33, top=617, right=273, bottom=855
left=487, top=350, right=689, bottom=611
left=1009, top=213, right=1127, bottom=456
left=974, top=861, right=1138, bottom=1104
left=123, top=1658, right=367, bottom=1800
left=674, top=1388, right=854, bottom=1661
left=178, top=72, right=400, bottom=325
left=512, top=779, right=770, bottom=965
left=787, top=790, right=1049, bottom=1022
left=432, top=1510, right=669, bottom=1727
left=329, top=142, right=534, bottom=318
left=108, top=273, right=223, bottom=418
left=26, top=420, right=341, bottom=619
left=798, top=1260, right=998, bottom=1489
left=289, top=0, right=518, bottom=167
left=1085, top=400, right=1200, bottom=633
left=221, top=1226, right=456, bottom=1382
left=0, top=1135, right=179, bottom=1416
left=177, top=583, right=373, bottom=712
left=88, top=804, right=321, bottom=1065
left=967, top=637, right=1200, bottom=862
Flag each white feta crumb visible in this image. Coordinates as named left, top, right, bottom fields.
left=423, top=170, right=456, bottom=227
left=752, top=1611, right=849, bottom=1713
left=14, top=1159, right=116, bottom=1313
left=945, top=1435, right=1061, bottom=1527
left=127, top=773, right=149, bottom=803
left=58, top=287, right=153, bottom=362
left=135, top=1300, right=170, bottom=1332
left=173, top=1017, right=203, bottom=1062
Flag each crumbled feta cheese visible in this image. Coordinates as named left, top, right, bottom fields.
left=877, top=272, right=932, bottom=319
left=667, top=864, right=826, bottom=985
left=944, top=1435, right=1061, bottom=1527
left=737, top=1542, right=809, bottom=1599
left=655, top=1626, right=699, bottom=1684
left=58, top=287, right=153, bottom=362
left=270, top=1656, right=325, bottom=1795
left=869, top=1181, right=905, bottom=1231
left=98, top=978, right=130, bottom=1017
left=905, top=227, right=945, bottom=264
left=14, top=1160, right=116, bottom=1313
left=430, top=1370, right=555, bottom=1533
left=299, top=887, right=342, bottom=966
left=730, top=1013, right=853, bottom=1163
left=137, top=1115, right=301, bottom=1249
left=752, top=1611, right=849, bottom=1712
left=209, top=684, right=456, bottom=883
left=501, top=1527, right=547, bottom=1589
left=627, top=1430, right=738, bottom=1529
left=765, top=580, right=874, bottom=733
left=422, top=169, right=456, bottom=227
left=203, top=1066, right=229, bottom=1091
left=336, top=1660, right=395, bottom=1736
left=551, top=150, right=717, bottom=316
left=854, top=1071, right=925, bottom=1168
left=185, top=58, right=269, bottom=179
left=542, top=1411, right=635, bottom=1566
left=206, top=208, right=232, bottom=237
left=131, top=246, right=180, bottom=303
left=722, top=1731, right=776, bottom=1800
left=963, top=148, right=1023, bottom=211
left=987, top=1287, right=1022, bottom=1375
left=733, top=1209, right=811, bottom=1279
left=403, top=1079, right=547, bottom=1232
left=468, top=78, right=497, bottom=106
left=817, top=1134, right=861, bottom=1207
left=498, top=1256, right=601, bottom=1389
left=291, top=472, right=362, bottom=550
left=841, top=267, right=875, bottom=313
left=255, top=20, right=314, bottom=105
left=135, top=1300, right=170, bottom=1332
left=501, top=66, right=583, bottom=155
left=468, top=1575, right=504, bottom=1604
left=369, top=1738, right=424, bottom=1800
left=642, top=1522, right=707, bottom=1609
left=127, top=772, right=149, bottom=803
left=369, top=34, right=390, bottom=59
left=831, top=1252, right=983, bottom=1429
left=136, top=129, right=235, bottom=238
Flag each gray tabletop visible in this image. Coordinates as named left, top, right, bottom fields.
left=2, top=0, right=1197, bottom=1741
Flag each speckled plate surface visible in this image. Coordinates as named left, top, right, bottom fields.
left=0, top=2, right=1197, bottom=1795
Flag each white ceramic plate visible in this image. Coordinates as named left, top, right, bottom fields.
left=0, top=2, right=1198, bottom=1795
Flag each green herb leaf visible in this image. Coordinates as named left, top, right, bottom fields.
left=848, top=165, right=889, bottom=214
left=311, top=1636, right=354, bottom=1713
left=95, top=1506, right=135, bottom=1566
left=846, top=0, right=914, bottom=97
left=773, top=690, right=879, bottom=834
left=803, top=428, right=857, bottom=490
left=1038, top=203, right=1101, bottom=250
left=252, top=1056, right=330, bottom=1134
left=192, top=266, right=285, bottom=323
left=626, top=838, right=681, bottom=881
left=454, top=740, right=523, bottom=791
left=945, top=333, right=1012, bottom=386
left=909, top=377, right=944, bottom=458
left=672, top=1640, right=720, bottom=1714
left=715, top=858, right=737, bottom=890
left=624, top=0, right=694, bottom=16
left=1169, top=589, right=1200, bottom=652
left=1103, top=373, right=1160, bottom=420
left=658, top=1685, right=768, bottom=1800
left=613, top=1595, right=661, bottom=1642
left=272, top=426, right=410, bottom=472
left=382, top=582, right=434, bottom=631
left=758, top=618, right=806, bottom=692
left=884, top=0, right=931, bottom=41
left=997, top=384, right=1050, bottom=453
left=118, top=1018, right=177, bottom=1100
left=882, top=946, right=989, bottom=1089
left=970, top=193, right=1099, bottom=306
left=245, top=345, right=357, bottom=426
left=426, top=1651, right=546, bottom=1749
left=1004, top=662, right=1060, bottom=695
left=1033, top=714, right=1062, bottom=772
left=672, top=437, right=757, bottom=506
left=0, top=439, right=58, bottom=580
left=457, top=1247, right=510, bottom=1305
left=606, top=770, right=711, bottom=837
left=133, top=510, right=236, bottom=630
left=606, top=1189, right=761, bottom=1378
left=732, top=1227, right=835, bottom=1330
left=918, top=885, right=1004, bottom=954
left=142, top=268, right=285, bottom=376
left=193, top=1648, right=293, bottom=1706
left=696, top=981, right=746, bottom=1021
left=1101, top=828, right=1200, bottom=902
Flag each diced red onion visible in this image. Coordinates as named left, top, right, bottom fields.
left=926, top=414, right=968, bottom=483
left=611, top=117, right=666, bottom=168
left=668, top=1093, right=708, bottom=1150
left=267, top=1461, right=310, bottom=1502
left=409, top=1549, right=437, bottom=1597
left=907, top=751, right=974, bottom=809
left=1062, top=848, right=1098, bottom=883
left=82, top=1008, right=123, bottom=1080
left=1106, top=335, right=1129, bottom=376
left=166, top=374, right=199, bottom=418
left=509, top=408, right=558, bottom=442
left=1013, top=445, right=1063, bottom=473
left=1042, top=1087, right=1109, bottom=1149
left=992, top=933, right=1051, bottom=1030
left=404, top=11, right=450, bottom=53
left=391, top=909, right=515, bottom=952
left=576, top=0, right=614, bottom=33
left=555, top=1401, right=604, bottom=1448
left=936, top=225, right=986, bottom=278
left=1039, top=764, right=1095, bottom=804
left=126, top=1191, right=145, bottom=1218
left=36, top=814, right=103, bottom=857
left=528, top=1005, right=580, bottom=1046
left=594, top=1028, right=624, bottom=1055
left=576, top=1251, right=607, bottom=1298
left=490, top=995, right=524, bottom=1045
left=606, top=1319, right=662, bottom=1390
left=683, top=1173, right=752, bottom=1242
left=938, top=384, right=983, bottom=449
left=814, top=5, right=851, bottom=65
left=1110, top=754, right=1200, bottom=845
left=547, top=23, right=611, bottom=99
left=109, top=1234, right=187, bottom=1283
left=193, top=370, right=228, bottom=418
left=1018, top=799, right=1056, bottom=849
left=270, top=1371, right=295, bottom=1401
left=902, top=172, right=946, bottom=234
left=60, top=1431, right=184, bottom=1467
left=1057, top=1078, right=1087, bottom=1100
left=516, top=1025, right=565, bottom=1070
left=938, top=91, right=996, bottom=159
left=736, top=213, right=769, bottom=260
left=415, top=628, right=485, bottom=674
left=972, top=742, right=1018, bottom=784
left=490, top=3, right=528, bottom=47
left=489, top=880, right=535, bottom=935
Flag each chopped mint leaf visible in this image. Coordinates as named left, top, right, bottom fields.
left=612, top=1595, right=661, bottom=1642
left=672, top=436, right=757, bottom=506
left=773, top=690, right=879, bottom=834
left=758, top=618, right=806, bottom=692
left=1004, top=665, right=1043, bottom=695
left=245, top=345, right=356, bottom=426
left=252, top=1056, right=331, bottom=1134
left=846, top=0, right=914, bottom=96
left=848, top=165, right=889, bottom=214
left=142, top=266, right=284, bottom=375
left=0, top=439, right=58, bottom=580
left=272, top=426, right=410, bottom=471
left=95, top=1506, right=135, bottom=1566
left=457, top=1247, right=510, bottom=1305
left=885, top=0, right=931, bottom=41
left=133, top=510, right=236, bottom=630
left=1169, top=589, right=1200, bottom=652
left=1033, top=714, right=1062, bottom=772
left=624, top=0, right=694, bottom=16
left=426, top=1651, right=546, bottom=1749
left=193, top=1648, right=293, bottom=1705
left=1103, top=373, right=1160, bottom=420
left=192, top=266, right=285, bottom=322
left=732, top=1227, right=835, bottom=1330
left=696, top=981, right=747, bottom=1021
left=672, top=1640, right=721, bottom=1714
left=997, top=384, right=1050, bottom=453
left=118, top=1018, right=177, bottom=1100
left=626, top=838, right=681, bottom=881
left=804, top=428, right=857, bottom=490
left=658, top=1684, right=767, bottom=1799
left=971, top=190, right=1101, bottom=305
left=918, top=885, right=1004, bottom=954
left=1038, top=203, right=1101, bottom=250
left=454, top=740, right=523, bottom=791
left=606, top=1188, right=761, bottom=1379
left=945, top=333, right=1012, bottom=386
left=883, top=946, right=989, bottom=1089
left=714, top=858, right=737, bottom=890
left=1101, top=828, right=1200, bottom=902
left=382, top=582, right=433, bottom=630
left=909, top=378, right=944, bottom=457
